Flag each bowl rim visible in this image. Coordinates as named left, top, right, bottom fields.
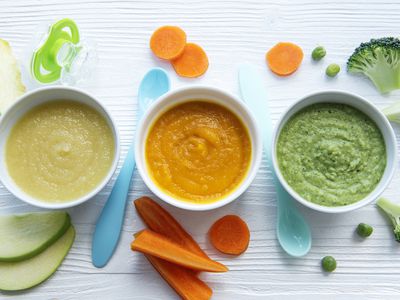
left=271, top=89, right=397, bottom=213
left=0, top=86, right=120, bottom=209
left=135, top=85, right=263, bottom=211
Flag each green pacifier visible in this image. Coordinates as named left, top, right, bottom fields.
left=31, top=18, right=95, bottom=85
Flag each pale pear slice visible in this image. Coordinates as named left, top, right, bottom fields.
left=0, top=212, right=71, bottom=262
left=0, top=38, right=25, bottom=115
left=0, top=225, right=75, bottom=291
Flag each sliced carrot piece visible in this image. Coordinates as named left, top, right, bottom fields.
left=266, top=42, right=304, bottom=76
left=171, top=43, right=209, bottom=78
left=134, top=197, right=209, bottom=259
left=209, top=215, right=250, bottom=255
left=131, top=229, right=228, bottom=273
left=145, top=255, right=212, bottom=300
left=150, top=26, right=187, bottom=60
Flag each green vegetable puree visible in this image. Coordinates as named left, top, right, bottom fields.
left=277, top=103, right=386, bottom=206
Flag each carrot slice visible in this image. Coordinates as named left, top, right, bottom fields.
left=171, top=43, right=209, bottom=78
left=134, top=197, right=209, bottom=259
left=131, top=230, right=228, bottom=273
left=266, top=42, right=304, bottom=76
left=145, top=255, right=212, bottom=300
left=150, top=26, right=187, bottom=60
left=209, top=215, right=250, bottom=255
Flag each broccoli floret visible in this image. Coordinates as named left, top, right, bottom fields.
left=347, top=37, right=400, bottom=93
left=377, top=197, right=400, bottom=242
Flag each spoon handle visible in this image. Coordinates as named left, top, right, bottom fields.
left=91, top=68, right=170, bottom=268
left=239, top=64, right=310, bottom=253
left=238, top=64, right=303, bottom=202
left=92, top=143, right=135, bottom=268
left=239, top=65, right=293, bottom=200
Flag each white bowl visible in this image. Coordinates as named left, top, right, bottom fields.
left=271, top=90, right=397, bottom=213
left=0, top=86, right=120, bottom=209
left=135, top=86, right=262, bottom=211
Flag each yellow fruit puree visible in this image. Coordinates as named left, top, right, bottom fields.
left=5, top=101, right=115, bottom=202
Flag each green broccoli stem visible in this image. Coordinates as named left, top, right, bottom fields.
left=364, top=50, right=400, bottom=93
left=377, top=198, right=400, bottom=242
left=394, top=225, right=400, bottom=243
left=365, top=70, right=400, bottom=94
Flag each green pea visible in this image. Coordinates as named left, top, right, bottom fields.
left=326, top=63, right=340, bottom=77
left=312, top=46, right=326, bottom=61
left=357, top=223, right=373, bottom=237
left=321, top=256, right=336, bottom=272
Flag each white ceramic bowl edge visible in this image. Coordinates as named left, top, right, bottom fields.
left=271, top=90, right=397, bottom=213
left=0, top=86, right=120, bottom=209
left=135, top=86, right=263, bottom=211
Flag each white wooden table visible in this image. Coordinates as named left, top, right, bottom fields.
left=1, top=0, right=400, bottom=299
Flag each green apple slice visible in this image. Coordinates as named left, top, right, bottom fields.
left=0, top=38, right=25, bottom=115
left=0, top=225, right=75, bottom=291
left=0, top=212, right=71, bottom=262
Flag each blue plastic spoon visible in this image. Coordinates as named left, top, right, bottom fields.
left=239, top=64, right=311, bottom=257
left=92, top=68, right=170, bottom=267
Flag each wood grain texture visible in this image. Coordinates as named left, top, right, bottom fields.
left=1, top=0, right=400, bottom=299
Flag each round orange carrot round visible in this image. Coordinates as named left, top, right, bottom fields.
left=209, top=215, right=250, bottom=255
left=171, top=43, right=209, bottom=78
left=266, top=42, right=304, bottom=76
left=150, top=26, right=187, bottom=60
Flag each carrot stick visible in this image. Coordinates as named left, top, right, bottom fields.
left=134, top=197, right=209, bottom=259
left=131, top=230, right=228, bottom=273
left=266, top=42, right=304, bottom=76
left=134, top=197, right=213, bottom=298
left=171, top=43, right=209, bottom=78
left=209, top=215, right=250, bottom=255
left=150, top=26, right=187, bottom=60
left=145, top=255, right=212, bottom=300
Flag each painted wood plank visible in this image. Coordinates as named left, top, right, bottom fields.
left=1, top=0, right=400, bottom=298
